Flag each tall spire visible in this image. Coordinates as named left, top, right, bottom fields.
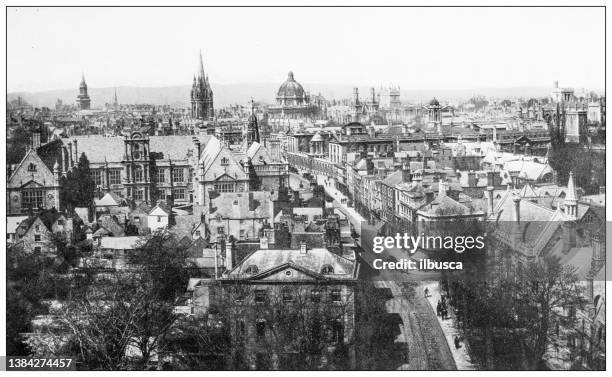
left=198, top=49, right=205, bottom=79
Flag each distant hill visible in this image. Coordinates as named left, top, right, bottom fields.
left=7, top=83, right=579, bottom=109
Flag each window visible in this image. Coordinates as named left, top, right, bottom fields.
left=311, top=289, right=321, bottom=303
left=34, top=247, right=41, bottom=253
left=109, top=169, right=121, bottom=185
left=157, top=168, right=166, bottom=183
left=282, top=287, right=293, bottom=303
left=214, top=182, right=235, bottom=192
left=133, top=166, right=143, bottom=182
left=331, top=320, right=344, bottom=343
left=195, top=230, right=201, bottom=237
left=173, top=188, right=186, bottom=200
left=28, top=163, right=37, bottom=172
left=221, top=157, right=229, bottom=165
left=172, top=168, right=184, bottom=183
left=321, top=265, right=334, bottom=275
left=91, top=169, right=102, bottom=186
left=331, top=289, right=341, bottom=302
left=34, top=235, right=41, bottom=242
left=157, top=190, right=166, bottom=200
left=157, top=216, right=161, bottom=223
left=256, top=320, right=266, bottom=337
left=133, top=189, right=144, bottom=201
left=254, top=289, right=266, bottom=303
left=57, top=219, right=64, bottom=226
left=22, top=189, right=44, bottom=209
left=239, top=229, right=246, bottom=239
left=245, top=265, right=259, bottom=275
left=217, top=226, right=225, bottom=235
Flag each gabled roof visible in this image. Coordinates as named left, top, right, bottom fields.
left=225, top=247, right=357, bottom=280
left=149, top=201, right=171, bottom=216
left=95, top=192, right=124, bottom=207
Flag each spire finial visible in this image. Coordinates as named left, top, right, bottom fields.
left=198, top=49, right=205, bottom=79
left=566, top=171, right=577, bottom=202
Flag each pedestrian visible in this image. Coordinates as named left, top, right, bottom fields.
left=436, top=301, right=442, bottom=316
left=424, top=287, right=429, bottom=297
left=454, top=336, right=461, bottom=349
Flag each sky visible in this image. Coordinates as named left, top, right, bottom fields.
left=6, top=6, right=605, bottom=93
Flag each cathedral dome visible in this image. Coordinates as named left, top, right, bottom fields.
left=429, top=98, right=440, bottom=107
left=277, top=71, right=306, bottom=99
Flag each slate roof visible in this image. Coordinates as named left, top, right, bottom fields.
left=71, top=135, right=211, bottom=163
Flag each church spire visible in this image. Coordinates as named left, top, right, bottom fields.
left=198, top=49, right=205, bottom=79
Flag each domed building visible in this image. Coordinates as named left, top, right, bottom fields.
left=268, top=71, right=325, bottom=124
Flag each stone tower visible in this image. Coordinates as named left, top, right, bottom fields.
left=76, top=74, right=91, bottom=110
left=123, top=131, right=151, bottom=203
left=246, top=99, right=260, bottom=146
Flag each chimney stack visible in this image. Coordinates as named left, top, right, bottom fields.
left=402, top=163, right=412, bottom=183
left=487, top=186, right=495, bottom=216
left=512, top=195, right=521, bottom=223
left=467, top=170, right=476, bottom=187
left=32, top=132, right=41, bottom=149
left=299, top=241, right=307, bottom=254
left=225, top=238, right=233, bottom=270
left=68, top=142, right=74, bottom=168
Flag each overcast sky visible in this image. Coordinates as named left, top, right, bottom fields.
left=7, top=7, right=605, bottom=92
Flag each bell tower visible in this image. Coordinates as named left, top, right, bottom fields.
left=123, top=132, right=151, bottom=203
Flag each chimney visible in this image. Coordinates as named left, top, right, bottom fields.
left=299, top=241, right=307, bottom=254
left=438, top=180, right=448, bottom=197
left=194, top=139, right=201, bottom=159
left=365, top=156, right=374, bottom=175
left=225, top=238, right=233, bottom=270
left=512, top=195, right=521, bottom=223
left=402, top=163, right=412, bottom=183
left=487, top=186, right=495, bottom=216
left=467, top=170, right=476, bottom=187
left=32, top=132, right=41, bottom=149
left=68, top=142, right=74, bottom=167
left=425, top=189, right=434, bottom=203
left=74, top=140, right=78, bottom=162
left=487, top=171, right=498, bottom=187
left=562, top=222, right=576, bottom=252
left=260, top=236, right=269, bottom=249
left=591, top=232, right=605, bottom=270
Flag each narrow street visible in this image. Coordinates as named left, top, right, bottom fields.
left=423, top=282, right=476, bottom=370
left=291, top=171, right=458, bottom=370
left=374, top=280, right=457, bottom=370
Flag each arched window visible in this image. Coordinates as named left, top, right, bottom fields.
left=245, top=265, right=259, bottom=275
left=321, top=264, right=334, bottom=275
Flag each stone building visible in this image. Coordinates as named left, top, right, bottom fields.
left=7, top=147, right=61, bottom=215
left=267, top=71, right=322, bottom=122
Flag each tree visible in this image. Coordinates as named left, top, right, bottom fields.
left=61, top=153, right=95, bottom=212
left=441, top=251, right=587, bottom=370
left=40, top=232, right=198, bottom=370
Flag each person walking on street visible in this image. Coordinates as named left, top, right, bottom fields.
left=454, top=336, right=462, bottom=349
